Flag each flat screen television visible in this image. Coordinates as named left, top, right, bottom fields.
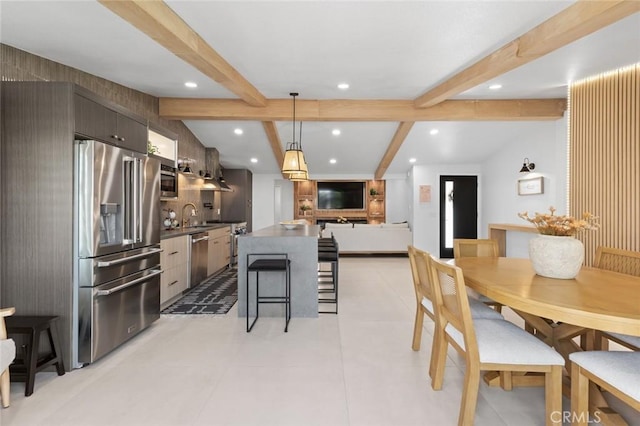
left=317, top=181, right=365, bottom=209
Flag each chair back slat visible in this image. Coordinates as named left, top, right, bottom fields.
left=408, top=245, right=433, bottom=302
left=594, top=246, right=640, bottom=277
left=428, top=257, right=478, bottom=357
left=453, top=239, right=499, bottom=259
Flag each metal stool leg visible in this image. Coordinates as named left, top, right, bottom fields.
left=284, top=262, right=291, bottom=332
left=247, top=269, right=260, bottom=332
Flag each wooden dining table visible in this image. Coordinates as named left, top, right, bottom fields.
left=453, top=257, right=640, bottom=425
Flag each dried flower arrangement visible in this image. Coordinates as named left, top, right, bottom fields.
left=518, top=206, right=599, bottom=236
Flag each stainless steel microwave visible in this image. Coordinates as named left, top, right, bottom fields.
left=160, top=164, right=178, bottom=199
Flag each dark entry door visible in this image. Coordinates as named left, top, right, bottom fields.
left=439, top=175, right=478, bottom=258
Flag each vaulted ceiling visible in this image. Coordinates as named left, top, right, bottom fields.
left=2, top=1, right=639, bottom=178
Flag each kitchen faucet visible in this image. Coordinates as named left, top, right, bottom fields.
left=181, top=203, right=198, bottom=228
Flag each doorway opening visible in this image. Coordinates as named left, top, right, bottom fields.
left=439, top=175, right=478, bottom=258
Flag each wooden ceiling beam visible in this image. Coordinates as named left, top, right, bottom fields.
left=99, top=0, right=267, bottom=107
left=375, top=122, right=415, bottom=180
left=262, top=121, right=288, bottom=179
left=414, top=0, right=640, bottom=108
left=160, top=98, right=566, bottom=121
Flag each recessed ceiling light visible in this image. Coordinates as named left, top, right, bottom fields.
left=337, top=83, right=349, bottom=90
left=184, top=81, right=198, bottom=88
left=332, top=129, right=341, bottom=136
left=489, top=84, right=502, bottom=90
left=409, top=158, right=417, bottom=163
left=329, top=159, right=337, bottom=164
left=430, top=129, right=439, bottom=135
left=250, top=158, right=258, bottom=163
left=234, top=128, right=243, bottom=135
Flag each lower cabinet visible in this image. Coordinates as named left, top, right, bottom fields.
left=208, top=226, right=231, bottom=276
left=160, top=235, right=189, bottom=307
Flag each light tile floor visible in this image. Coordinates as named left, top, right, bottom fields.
left=2, top=257, right=638, bottom=425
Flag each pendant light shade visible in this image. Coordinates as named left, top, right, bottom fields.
left=282, top=147, right=306, bottom=173
left=288, top=170, right=308, bottom=181
left=282, top=92, right=309, bottom=179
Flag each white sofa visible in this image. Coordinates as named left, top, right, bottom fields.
left=322, top=222, right=412, bottom=253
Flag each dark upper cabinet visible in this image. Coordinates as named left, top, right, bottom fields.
left=74, top=93, right=147, bottom=153
left=221, top=169, right=253, bottom=232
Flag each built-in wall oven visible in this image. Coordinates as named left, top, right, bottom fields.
left=160, top=163, right=178, bottom=199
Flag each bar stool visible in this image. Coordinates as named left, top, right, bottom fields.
left=246, top=253, right=291, bottom=332
left=6, top=316, right=65, bottom=397
left=318, top=235, right=339, bottom=314
left=318, top=232, right=337, bottom=291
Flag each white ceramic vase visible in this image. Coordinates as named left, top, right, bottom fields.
left=528, top=235, right=584, bottom=279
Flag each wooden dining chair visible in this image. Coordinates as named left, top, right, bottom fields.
left=453, top=239, right=503, bottom=313
left=408, top=246, right=502, bottom=380
left=593, top=246, right=640, bottom=351
left=408, top=245, right=436, bottom=352
left=1, top=307, right=16, bottom=408
left=570, top=351, right=640, bottom=426
left=427, top=256, right=564, bottom=426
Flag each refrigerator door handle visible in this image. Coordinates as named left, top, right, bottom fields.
left=123, top=156, right=135, bottom=244
left=134, top=157, right=143, bottom=243
left=96, top=248, right=163, bottom=267
left=95, top=269, right=163, bottom=296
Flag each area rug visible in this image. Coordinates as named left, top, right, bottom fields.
left=161, top=268, right=237, bottom=315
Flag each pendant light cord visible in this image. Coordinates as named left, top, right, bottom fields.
left=290, top=92, right=298, bottom=147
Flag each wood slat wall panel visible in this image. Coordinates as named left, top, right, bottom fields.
left=570, top=64, right=639, bottom=266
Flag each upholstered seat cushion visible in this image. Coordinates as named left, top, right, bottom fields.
left=0, top=338, right=16, bottom=372
left=606, top=332, right=640, bottom=349
left=570, top=351, right=640, bottom=401
left=446, top=319, right=564, bottom=365
left=247, top=259, right=290, bottom=271
left=421, top=297, right=502, bottom=320
left=468, top=298, right=503, bottom=320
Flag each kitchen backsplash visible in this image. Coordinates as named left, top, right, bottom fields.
left=161, top=173, right=221, bottom=228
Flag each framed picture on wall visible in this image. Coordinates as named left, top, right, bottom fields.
left=517, top=176, right=544, bottom=195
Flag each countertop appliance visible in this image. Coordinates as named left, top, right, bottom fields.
left=190, top=232, right=210, bottom=288
left=229, top=222, right=248, bottom=266
left=75, top=139, right=162, bottom=365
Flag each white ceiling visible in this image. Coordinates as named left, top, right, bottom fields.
left=1, top=1, right=639, bottom=177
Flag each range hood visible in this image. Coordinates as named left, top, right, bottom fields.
left=202, top=148, right=233, bottom=192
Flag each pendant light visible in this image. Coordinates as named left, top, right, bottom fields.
left=282, top=92, right=308, bottom=177
left=289, top=120, right=308, bottom=181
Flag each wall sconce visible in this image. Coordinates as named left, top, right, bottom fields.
left=178, top=157, right=195, bottom=175
left=519, top=158, right=535, bottom=173
left=199, top=170, right=213, bottom=179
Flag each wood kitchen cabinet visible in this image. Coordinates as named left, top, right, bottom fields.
left=160, top=236, right=189, bottom=307
left=74, top=91, right=147, bottom=153
left=208, top=226, right=231, bottom=276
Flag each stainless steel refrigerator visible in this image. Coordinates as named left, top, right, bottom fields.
left=74, top=140, right=162, bottom=365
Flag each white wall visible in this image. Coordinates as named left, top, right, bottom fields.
left=385, top=178, right=411, bottom=223
left=251, top=174, right=294, bottom=231
left=481, top=115, right=568, bottom=256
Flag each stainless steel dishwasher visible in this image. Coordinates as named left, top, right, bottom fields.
left=190, top=232, right=209, bottom=288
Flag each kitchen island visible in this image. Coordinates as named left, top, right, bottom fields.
left=238, top=224, right=320, bottom=319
